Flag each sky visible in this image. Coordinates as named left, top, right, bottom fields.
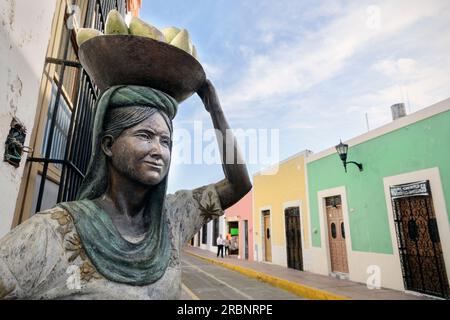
left=139, top=0, right=450, bottom=194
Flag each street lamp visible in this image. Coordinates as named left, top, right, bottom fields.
left=335, top=141, right=363, bottom=173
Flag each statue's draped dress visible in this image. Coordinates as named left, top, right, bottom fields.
left=0, top=184, right=223, bottom=299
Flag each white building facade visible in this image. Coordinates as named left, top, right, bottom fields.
left=0, top=0, right=56, bottom=238
left=191, top=216, right=227, bottom=255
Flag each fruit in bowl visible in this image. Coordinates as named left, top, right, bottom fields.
left=76, top=10, right=199, bottom=61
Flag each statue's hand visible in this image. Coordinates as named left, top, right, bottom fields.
left=197, top=79, right=220, bottom=113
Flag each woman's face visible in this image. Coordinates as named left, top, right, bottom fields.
left=108, top=112, right=171, bottom=186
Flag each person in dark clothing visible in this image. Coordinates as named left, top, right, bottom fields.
left=216, top=234, right=224, bottom=258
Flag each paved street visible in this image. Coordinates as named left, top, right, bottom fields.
left=181, top=253, right=305, bottom=300
left=183, top=247, right=436, bottom=300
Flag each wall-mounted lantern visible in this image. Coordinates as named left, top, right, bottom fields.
left=335, top=140, right=363, bottom=173
left=3, top=118, right=32, bottom=167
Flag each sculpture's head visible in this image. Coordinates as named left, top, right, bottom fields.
left=99, top=86, right=177, bottom=188
left=101, top=106, right=172, bottom=186
left=77, top=85, right=178, bottom=200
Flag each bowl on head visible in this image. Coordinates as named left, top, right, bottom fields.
left=78, top=35, right=206, bottom=103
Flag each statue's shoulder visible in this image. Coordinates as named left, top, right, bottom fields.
left=0, top=206, right=71, bottom=260
left=1, top=206, right=76, bottom=247
left=0, top=206, right=77, bottom=299
left=37, top=205, right=70, bottom=218
left=37, top=205, right=74, bottom=230
left=5, top=206, right=68, bottom=237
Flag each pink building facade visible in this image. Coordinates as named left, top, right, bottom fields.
left=224, top=190, right=253, bottom=261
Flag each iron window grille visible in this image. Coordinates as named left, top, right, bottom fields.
left=29, top=0, right=128, bottom=213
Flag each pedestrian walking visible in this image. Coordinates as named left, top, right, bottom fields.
left=225, top=233, right=231, bottom=257
left=216, top=234, right=224, bottom=258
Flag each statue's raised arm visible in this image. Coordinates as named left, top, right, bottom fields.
left=197, top=79, right=252, bottom=209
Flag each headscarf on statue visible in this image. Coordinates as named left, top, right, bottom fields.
left=57, top=85, right=178, bottom=286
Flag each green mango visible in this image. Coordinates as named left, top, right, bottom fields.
left=162, top=27, right=180, bottom=43
left=105, top=9, right=129, bottom=35
left=76, top=28, right=103, bottom=47
left=170, top=29, right=191, bottom=54
left=129, top=17, right=165, bottom=42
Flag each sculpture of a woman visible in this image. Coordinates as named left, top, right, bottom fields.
left=0, top=80, right=251, bottom=299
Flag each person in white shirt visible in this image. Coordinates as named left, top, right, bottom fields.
left=216, top=234, right=224, bottom=258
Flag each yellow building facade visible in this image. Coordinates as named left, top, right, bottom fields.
left=253, top=150, right=311, bottom=270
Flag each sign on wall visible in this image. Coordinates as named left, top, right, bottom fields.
left=390, top=181, right=430, bottom=199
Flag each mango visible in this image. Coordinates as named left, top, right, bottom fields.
left=170, top=29, right=191, bottom=54
left=191, top=45, right=199, bottom=60
left=76, top=28, right=103, bottom=47
left=129, top=17, right=165, bottom=42
left=188, top=39, right=194, bottom=54
left=162, top=27, right=180, bottom=43
left=105, top=9, right=129, bottom=35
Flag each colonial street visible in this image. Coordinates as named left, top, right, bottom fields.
left=181, top=253, right=304, bottom=300
left=181, top=247, right=435, bottom=300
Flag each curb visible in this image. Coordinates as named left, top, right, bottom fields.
left=185, top=250, right=350, bottom=300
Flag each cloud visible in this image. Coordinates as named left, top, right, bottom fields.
left=238, top=45, right=255, bottom=59
left=175, top=0, right=450, bottom=153
left=219, top=0, right=449, bottom=113
left=282, top=123, right=316, bottom=130
left=202, top=62, right=223, bottom=80
left=163, top=0, right=450, bottom=192
left=373, top=58, right=418, bottom=77
left=349, top=58, right=450, bottom=128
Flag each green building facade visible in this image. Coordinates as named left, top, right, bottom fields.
left=305, top=99, right=450, bottom=299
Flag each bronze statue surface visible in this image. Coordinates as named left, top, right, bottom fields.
left=0, top=79, right=251, bottom=299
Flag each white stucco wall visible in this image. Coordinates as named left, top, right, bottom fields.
left=0, top=0, right=56, bottom=238
left=197, top=216, right=226, bottom=254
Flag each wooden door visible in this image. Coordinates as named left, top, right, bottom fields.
left=326, top=196, right=349, bottom=274
left=263, top=213, right=272, bottom=262
left=393, top=195, right=450, bottom=298
left=285, top=207, right=303, bottom=270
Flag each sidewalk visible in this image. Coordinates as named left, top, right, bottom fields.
left=183, top=246, right=434, bottom=300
